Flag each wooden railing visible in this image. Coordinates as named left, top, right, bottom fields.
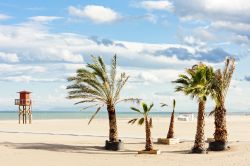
left=15, top=99, right=32, bottom=106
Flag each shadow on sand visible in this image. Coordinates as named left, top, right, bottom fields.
left=0, top=142, right=138, bottom=155
left=0, top=142, right=193, bottom=155
left=0, top=130, right=194, bottom=155
left=0, top=130, right=145, bottom=140
left=161, top=150, right=191, bottom=154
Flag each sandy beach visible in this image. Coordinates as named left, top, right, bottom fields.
left=0, top=115, right=249, bottom=166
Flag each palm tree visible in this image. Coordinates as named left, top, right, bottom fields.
left=67, top=55, right=140, bottom=150
left=128, top=102, right=154, bottom=151
left=173, top=63, right=215, bottom=153
left=161, top=99, right=176, bottom=139
left=209, top=57, right=235, bottom=150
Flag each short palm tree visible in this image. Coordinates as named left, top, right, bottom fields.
left=173, top=63, right=215, bottom=153
left=128, top=102, right=154, bottom=151
left=161, top=99, right=176, bottom=139
left=67, top=55, right=140, bottom=148
left=210, top=57, right=235, bottom=150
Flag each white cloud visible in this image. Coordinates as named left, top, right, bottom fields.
left=225, top=80, right=250, bottom=111
left=174, top=0, right=250, bottom=23
left=136, top=72, right=161, bottom=84
left=0, top=16, right=229, bottom=68
left=174, top=0, right=250, bottom=47
left=0, top=52, right=19, bottom=63
left=68, top=5, right=119, bottom=23
left=183, top=36, right=206, bottom=47
left=29, top=16, right=62, bottom=22
left=122, top=67, right=181, bottom=85
left=62, top=64, right=85, bottom=71
left=204, top=0, right=250, bottom=14
left=45, top=47, right=84, bottom=63
left=233, top=35, right=250, bottom=45
left=0, top=24, right=84, bottom=63
left=211, top=21, right=250, bottom=33
left=0, top=21, right=230, bottom=87
left=1, top=75, right=32, bottom=82
left=0, top=14, right=11, bottom=20
left=0, top=64, right=46, bottom=73
left=0, top=75, right=64, bottom=83
left=136, top=0, right=173, bottom=11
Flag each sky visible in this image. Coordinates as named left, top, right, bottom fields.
left=0, top=0, right=250, bottom=112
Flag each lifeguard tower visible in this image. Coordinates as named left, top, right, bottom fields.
left=15, top=91, right=32, bottom=124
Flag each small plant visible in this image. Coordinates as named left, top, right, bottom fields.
left=161, top=99, right=176, bottom=139
left=128, top=102, right=154, bottom=151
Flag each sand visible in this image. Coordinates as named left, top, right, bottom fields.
left=0, top=115, right=250, bottom=166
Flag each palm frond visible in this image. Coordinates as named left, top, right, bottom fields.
left=110, top=55, right=117, bottom=96
left=223, top=57, right=235, bottom=98
left=138, top=117, right=144, bottom=125
left=80, top=78, right=108, bottom=98
left=74, top=99, right=100, bottom=105
left=113, top=73, right=129, bottom=103
left=209, top=109, right=215, bottom=116
left=130, top=107, right=142, bottom=113
left=173, top=63, right=215, bottom=102
left=160, top=103, right=168, bottom=107
left=88, top=106, right=102, bottom=125
left=116, top=98, right=141, bottom=104
left=172, top=77, right=189, bottom=85
left=211, top=57, right=235, bottom=107
left=80, top=104, right=100, bottom=111
left=67, top=80, right=105, bottom=98
left=142, top=102, right=148, bottom=114
left=97, top=56, right=107, bottom=74
left=128, top=118, right=138, bottom=124
left=67, top=55, right=134, bottom=115
left=147, top=103, right=154, bottom=113
left=96, top=56, right=112, bottom=90
left=87, top=63, right=105, bottom=82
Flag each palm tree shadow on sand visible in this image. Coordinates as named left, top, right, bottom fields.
left=1, top=142, right=194, bottom=155
left=0, top=142, right=137, bottom=155
left=161, top=150, right=192, bottom=154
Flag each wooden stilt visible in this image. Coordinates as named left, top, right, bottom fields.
left=22, top=114, right=24, bottom=124
left=25, top=106, right=27, bottom=124
left=18, top=106, right=21, bottom=124
left=30, top=107, right=32, bottom=124
left=28, top=106, right=32, bottom=124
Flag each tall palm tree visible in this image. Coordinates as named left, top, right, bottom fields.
left=210, top=57, right=235, bottom=150
left=67, top=55, right=140, bottom=148
left=173, top=63, right=215, bottom=153
left=128, top=102, right=154, bottom=151
left=161, top=99, right=176, bottom=139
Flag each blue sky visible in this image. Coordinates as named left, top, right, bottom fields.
left=0, top=0, right=250, bottom=112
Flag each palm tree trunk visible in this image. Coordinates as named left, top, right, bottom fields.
left=214, top=106, right=227, bottom=143
left=145, top=116, right=153, bottom=151
left=107, top=105, right=118, bottom=142
left=193, top=101, right=206, bottom=151
left=167, top=111, right=175, bottom=139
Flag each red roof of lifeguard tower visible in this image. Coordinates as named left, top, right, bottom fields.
left=17, top=91, right=32, bottom=94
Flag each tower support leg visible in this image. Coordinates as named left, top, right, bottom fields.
left=23, top=106, right=25, bottom=124
left=19, top=113, right=21, bottom=124
left=18, top=106, right=21, bottom=124
left=25, top=106, right=27, bottom=124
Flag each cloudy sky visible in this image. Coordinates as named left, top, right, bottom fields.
left=0, top=0, right=250, bottom=112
